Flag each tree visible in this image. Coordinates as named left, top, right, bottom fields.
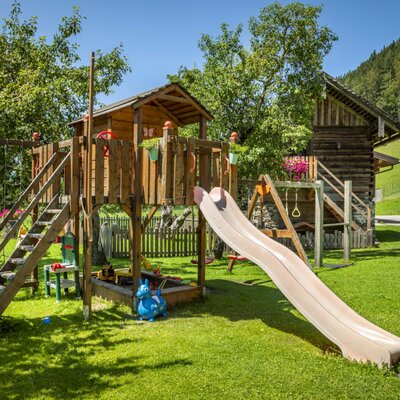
left=340, top=38, right=400, bottom=120
left=0, top=2, right=131, bottom=205
left=0, top=2, right=131, bottom=266
left=169, top=2, right=337, bottom=178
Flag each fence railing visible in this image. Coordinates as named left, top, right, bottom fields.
left=100, top=214, right=372, bottom=259
left=100, top=215, right=200, bottom=258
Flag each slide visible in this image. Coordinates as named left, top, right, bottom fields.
left=194, top=186, right=400, bottom=367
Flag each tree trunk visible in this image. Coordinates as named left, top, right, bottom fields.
left=213, top=237, right=224, bottom=259
left=91, top=211, right=107, bottom=266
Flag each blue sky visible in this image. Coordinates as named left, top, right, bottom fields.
left=1, top=0, right=400, bottom=104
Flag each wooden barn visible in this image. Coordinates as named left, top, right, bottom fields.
left=266, top=74, right=400, bottom=247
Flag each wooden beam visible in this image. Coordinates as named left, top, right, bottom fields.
left=173, top=85, right=213, bottom=120
left=131, top=107, right=143, bottom=312
left=314, top=180, right=324, bottom=268
left=344, top=181, right=352, bottom=263
left=141, top=206, right=159, bottom=231
left=157, top=94, right=191, bottom=104
left=0, top=138, right=40, bottom=147
left=83, top=52, right=95, bottom=321
left=197, top=116, right=208, bottom=291
left=153, top=99, right=183, bottom=127
left=263, top=175, right=311, bottom=268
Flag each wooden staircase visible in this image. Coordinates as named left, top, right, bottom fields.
left=317, top=160, right=371, bottom=231
left=323, top=193, right=361, bottom=231
left=0, top=152, right=71, bottom=316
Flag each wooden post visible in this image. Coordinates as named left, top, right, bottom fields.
left=83, top=52, right=95, bottom=321
left=197, top=116, right=209, bottom=292
left=161, top=121, right=173, bottom=203
left=228, top=132, right=238, bottom=200
left=31, top=132, right=40, bottom=292
left=344, top=180, right=352, bottom=263
left=314, top=180, right=324, bottom=268
left=131, top=107, right=143, bottom=312
left=70, top=136, right=80, bottom=270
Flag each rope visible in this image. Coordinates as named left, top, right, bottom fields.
left=284, top=189, right=289, bottom=215
left=291, top=188, right=301, bottom=218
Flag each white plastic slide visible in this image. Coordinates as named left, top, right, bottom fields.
left=194, top=186, right=400, bottom=367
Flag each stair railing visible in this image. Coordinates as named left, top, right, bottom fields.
left=0, top=152, right=71, bottom=254
left=317, top=160, right=372, bottom=230
left=0, top=153, right=59, bottom=231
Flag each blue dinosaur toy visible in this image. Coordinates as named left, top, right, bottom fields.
left=136, top=278, right=167, bottom=322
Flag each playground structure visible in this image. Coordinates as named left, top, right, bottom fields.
left=0, top=55, right=240, bottom=316
left=0, top=58, right=400, bottom=367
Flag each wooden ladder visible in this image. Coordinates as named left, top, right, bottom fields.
left=0, top=152, right=71, bottom=316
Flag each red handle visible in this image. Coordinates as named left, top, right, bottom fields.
left=190, top=152, right=196, bottom=173
left=96, top=131, right=118, bottom=140
left=96, top=131, right=118, bottom=157
left=224, top=155, right=230, bottom=175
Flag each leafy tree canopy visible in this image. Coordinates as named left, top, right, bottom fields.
left=0, top=2, right=130, bottom=206
left=169, top=2, right=337, bottom=178
left=340, top=39, right=400, bottom=120
left=0, top=2, right=131, bottom=142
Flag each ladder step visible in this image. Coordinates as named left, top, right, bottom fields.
left=45, top=209, right=62, bottom=214
left=0, top=271, right=15, bottom=280
left=18, top=244, right=35, bottom=252
left=36, top=220, right=53, bottom=226
left=22, top=279, right=39, bottom=288
left=10, top=258, right=25, bottom=266
left=26, top=233, right=45, bottom=239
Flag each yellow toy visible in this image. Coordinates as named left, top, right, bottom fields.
left=97, top=263, right=115, bottom=282
left=113, top=256, right=152, bottom=285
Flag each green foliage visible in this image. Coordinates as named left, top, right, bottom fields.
left=340, top=39, right=400, bottom=119
left=169, top=2, right=337, bottom=178
left=0, top=2, right=130, bottom=207
left=229, top=142, right=248, bottom=155
left=139, top=137, right=160, bottom=149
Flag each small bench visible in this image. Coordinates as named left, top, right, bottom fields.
left=44, top=264, right=80, bottom=302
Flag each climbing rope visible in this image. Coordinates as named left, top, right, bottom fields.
left=284, top=188, right=289, bottom=215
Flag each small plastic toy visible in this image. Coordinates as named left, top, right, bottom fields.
left=136, top=278, right=167, bottom=322
left=97, top=263, right=115, bottom=282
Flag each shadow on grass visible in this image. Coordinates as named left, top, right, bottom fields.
left=0, top=306, right=192, bottom=400
left=376, top=228, right=400, bottom=243
left=176, top=278, right=336, bottom=354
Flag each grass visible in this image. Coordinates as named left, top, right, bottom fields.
left=1, top=226, right=400, bottom=399
left=376, top=197, right=400, bottom=215
left=376, top=139, right=400, bottom=204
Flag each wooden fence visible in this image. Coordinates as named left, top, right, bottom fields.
left=100, top=215, right=200, bottom=258
left=101, top=216, right=373, bottom=259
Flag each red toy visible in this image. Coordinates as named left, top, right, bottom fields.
left=51, top=262, right=64, bottom=271
left=191, top=257, right=214, bottom=265
left=229, top=255, right=247, bottom=261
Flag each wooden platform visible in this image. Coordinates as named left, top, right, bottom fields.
left=91, top=277, right=202, bottom=308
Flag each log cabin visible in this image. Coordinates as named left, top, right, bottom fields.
left=269, top=74, right=400, bottom=242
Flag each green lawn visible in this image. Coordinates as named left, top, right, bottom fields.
left=376, top=139, right=400, bottom=205
left=376, top=197, right=400, bottom=215
left=1, top=226, right=400, bottom=399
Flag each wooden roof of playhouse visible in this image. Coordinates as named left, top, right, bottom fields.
left=323, top=73, right=400, bottom=145
left=70, top=83, right=213, bottom=140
